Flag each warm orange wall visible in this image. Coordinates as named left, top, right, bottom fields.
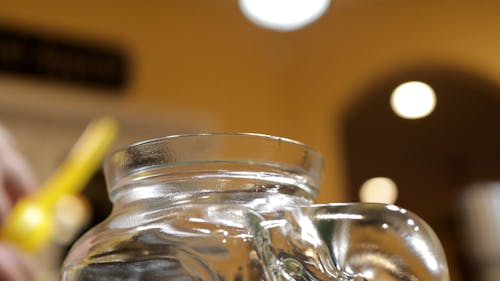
left=1, top=1, right=499, bottom=205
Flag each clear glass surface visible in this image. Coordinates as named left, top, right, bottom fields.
left=61, top=133, right=449, bottom=281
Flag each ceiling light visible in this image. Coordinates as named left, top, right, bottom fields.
left=390, top=81, right=436, bottom=119
left=239, top=0, right=331, bottom=31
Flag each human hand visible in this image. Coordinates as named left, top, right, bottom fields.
left=0, top=125, right=37, bottom=223
left=0, top=242, right=34, bottom=281
left=0, top=124, right=37, bottom=281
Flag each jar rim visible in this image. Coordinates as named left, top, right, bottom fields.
left=123, top=132, right=321, bottom=154
left=104, top=132, right=324, bottom=198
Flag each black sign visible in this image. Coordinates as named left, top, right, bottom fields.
left=0, top=25, right=127, bottom=90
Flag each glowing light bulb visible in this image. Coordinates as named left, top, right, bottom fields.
left=239, top=0, right=331, bottom=31
left=359, top=177, right=398, bottom=204
left=390, top=81, right=436, bottom=119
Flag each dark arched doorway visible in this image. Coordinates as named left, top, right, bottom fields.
left=341, top=65, right=500, bottom=281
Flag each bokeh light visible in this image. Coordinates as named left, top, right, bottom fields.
left=239, top=0, right=331, bottom=31
left=359, top=177, right=398, bottom=204
left=390, top=81, right=436, bottom=119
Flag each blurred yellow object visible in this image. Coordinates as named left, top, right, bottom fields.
left=1, top=117, right=118, bottom=253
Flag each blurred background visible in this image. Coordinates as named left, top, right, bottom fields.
left=0, top=1, right=499, bottom=280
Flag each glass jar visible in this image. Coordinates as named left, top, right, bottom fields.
left=61, top=133, right=449, bottom=281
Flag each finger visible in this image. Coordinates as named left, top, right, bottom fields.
left=2, top=149, right=37, bottom=201
left=0, top=125, right=16, bottom=149
left=0, top=171, right=12, bottom=223
left=0, top=242, right=35, bottom=281
left=0, top=129, right=37, bottom=202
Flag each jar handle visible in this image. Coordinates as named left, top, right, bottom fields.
left=246, top=203, right=450, bottom=281
left=246, top=209, right=361, bottom=281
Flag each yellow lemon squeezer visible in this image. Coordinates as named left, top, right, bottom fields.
left=1, top=117, right=118, bottom=253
